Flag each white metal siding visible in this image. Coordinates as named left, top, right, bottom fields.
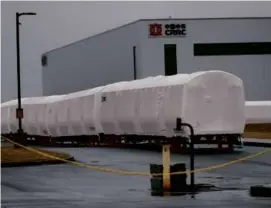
left=42, top=18, right=271, bottom=101
left=42, top=22, right=141, bottom=96
left=139, top=18, right=271, bottom=100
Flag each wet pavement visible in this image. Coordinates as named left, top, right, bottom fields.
left=1, top=146, right=271, bottom=208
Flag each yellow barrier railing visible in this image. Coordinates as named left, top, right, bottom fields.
left=2, top=136, right=270, bottom=177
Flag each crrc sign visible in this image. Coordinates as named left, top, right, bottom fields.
left=149, top=23, right=187, bottom=37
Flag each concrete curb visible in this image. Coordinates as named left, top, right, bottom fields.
left=243, top=141, right=271, bottom=148
left=1, top=157, right=75, bottom=168
left=250, top=185, right=271, bottom=197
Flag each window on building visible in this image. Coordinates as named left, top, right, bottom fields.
left=41, top=55, right=48, bottom=66
left=194, top=42, right=271, bottom=56
left=164, top=44, right=177, bottom=76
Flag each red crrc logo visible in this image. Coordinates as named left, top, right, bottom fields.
left=149, top=24, right=162, bottom=37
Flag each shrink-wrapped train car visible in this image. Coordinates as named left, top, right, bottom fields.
left=2, top=98, right=35, bottom=134
left=90, top=71, right=245, bottom=138
left=1, top=70, right=249, bottom=148
left=1, top=99, right=18, bottom=135
left=245, top=101, right=271, bottom=124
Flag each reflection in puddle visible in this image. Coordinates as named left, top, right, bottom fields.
left=150, top=183, right=247, bottom=198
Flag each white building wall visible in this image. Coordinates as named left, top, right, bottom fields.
left=138, top=18, right=271, bottom=100
left=42, top=22, right=141, bottom=96
left=42, top=18, right=271, bottom=100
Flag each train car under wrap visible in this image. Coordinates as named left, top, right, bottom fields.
left=245, top=101, right=271, bottom=124
left=57, top=86, right=105, bottom=137
left=80, top=86, right=106, bottom=136
left=36, top=95, right=65, bottom=137
left=99, top=70, right=245, bottom=139
left=1, top=70, right=247, bottom=148
left=99, top=81, right=129, bottom=135
left=21, top=97, right=46, bottom=136
left=137, top=75, right=167, bottom=136
left=7, top=98, right=32, bottom=134
left=55, top=92, right=83, bottom=137
left=1, top=99, right=17, bottom=134
left=160, top=74, right=189, bottom=137
left=182, top=71, right=246, bottom=136
left=45, top=95, right=67, bottom=137
left=115, top=77, right=155, bottom=135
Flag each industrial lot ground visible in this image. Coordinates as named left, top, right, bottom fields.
left=1, top=123, right=270, bottom=208
left=1, top=145, right=271, bottom=208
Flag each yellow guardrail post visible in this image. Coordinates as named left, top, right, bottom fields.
left=162, top=144, right=171, bottom=191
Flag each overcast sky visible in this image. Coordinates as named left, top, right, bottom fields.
left=1, top=1, right=271, bottom=102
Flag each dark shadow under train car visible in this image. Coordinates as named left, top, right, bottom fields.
left=97, top=133, right=243, bottom=153
left=6, top=130, right=243, bottom=153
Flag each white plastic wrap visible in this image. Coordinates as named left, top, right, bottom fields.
left=55, top=93, right=77, bottom=137
left=115, top=77, right=155, bottom=135
left=245, top=101, right=271, bottom=124
left=182, top=71, right=245, bottom=135
left=34, top=95, right=63, bottom=136
left=99, top=81, right=128, bottom=135
left=5, top=100, right=20, bottom=134
left=65, top=91, right=86, bottom=136
left=1, top=99, right=17, bottom=134
left=21, top=97, right=47, bottom=135
left=138, top=76, right=168, bottom=136
left=7, top=98, right=33, bottom=134
left=115, top=70, right=245, bottom=137
left=80, top=86, right=105, bottom=136
left=45, top=95, right=67, bottom=137
left=1, top=96, right=48, bottom=136
left=1, top=70, right=247, bottom=138
left=56, top=87, right=105, bottom=137
left=160, top=74, right=189, bottom=137
left=1, top=106, right=9, bottom=134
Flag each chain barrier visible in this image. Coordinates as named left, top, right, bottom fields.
left=2, top=136, right=270, bottom=177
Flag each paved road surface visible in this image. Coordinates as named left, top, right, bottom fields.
left=2, top=146, right=271, bottom=208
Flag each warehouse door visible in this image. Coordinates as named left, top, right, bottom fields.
left=164, top=44, right=177, bottom=76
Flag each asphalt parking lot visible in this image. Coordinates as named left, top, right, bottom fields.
left=1, top=146, right=271, bottom=208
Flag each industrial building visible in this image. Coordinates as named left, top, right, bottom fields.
left=41, top=17, right=271, bottom=100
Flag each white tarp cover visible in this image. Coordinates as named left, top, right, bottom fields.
left=54, top=93, right=79, bottom=137
left=99, top=81, right=129, bottom=135
left=21, top=96, right=47, bottom=135
left=1, top=99, right=18, bottom=134
left=97, top=70, right=245, bottom=136
left=33, top=95, right=64, bottom=136
left=45, top=95, right=67, bottom=137
left=7, top=97, right=38, bottom=134
left=1, top=70, right=247, bottom=137
left=138, top=75, right=170, bottom=136
left=115, top=77, right=155, bottom=135
left=245, top=101, right=271, bottom=124
left=4, top=100, right=22, bottom=133
left=58, top=86, right=105, bottom=136
left=182, top=71, right=245, bottom=135
left=1, top=107, right=9, bottom=134
left=160, top=74, right=189, bottom=137
left=81, top=86, right=105, bottom=136
left=1, top=96, right=62, bottom=135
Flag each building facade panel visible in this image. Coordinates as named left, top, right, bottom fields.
left=42, top=22, right=141, bottom=96
left=42, top=18, right=271, bottom=100
left=138, top=18, right=271, bottom=100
